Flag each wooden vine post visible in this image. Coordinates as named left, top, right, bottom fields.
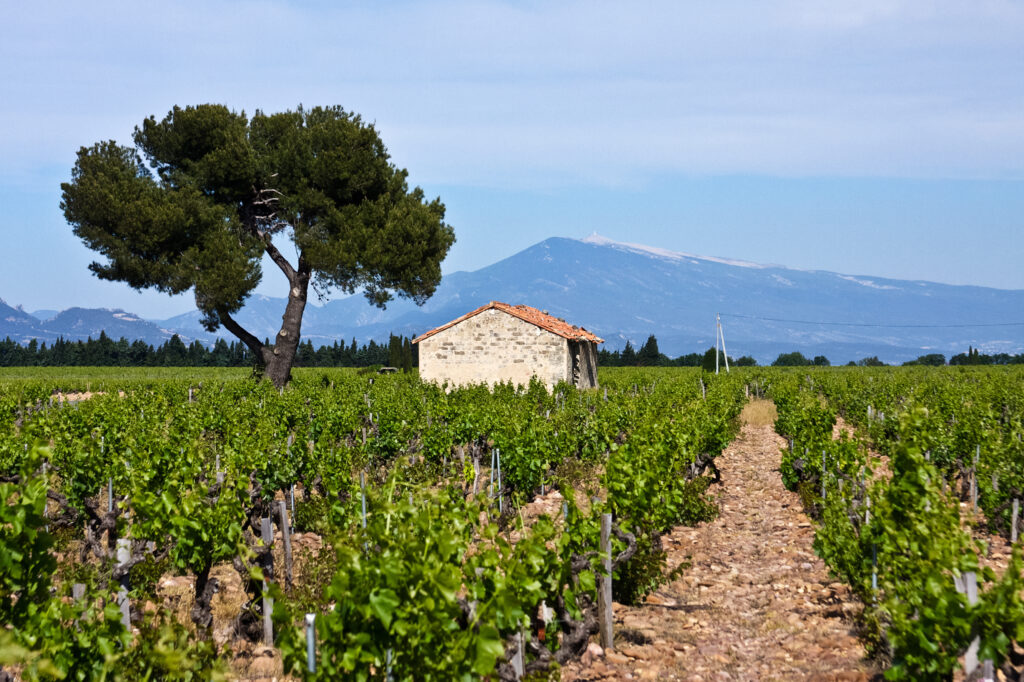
left=279, top=500, right=294, bottom=591
left=1012, top=498, right=1020, bottom=544
left=821, top=450, right=827, bottom=500
left=116, top=538, right=131, bottom=627
left=970, top=444, right=980, bottom=514
left=955, top=571, right=994, bottom=679
left=511, top=630, right=525, bottom=679
left=260, top=517, right=274, bottom=645
left=598, top=513, right=614, bottom=650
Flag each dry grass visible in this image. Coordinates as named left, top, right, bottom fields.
left=740, top=398, right=777, bottom=427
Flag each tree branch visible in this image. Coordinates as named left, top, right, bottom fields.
left=244, top=184, right=298, bottom=283
left=218, top=309, right=265, bottom=359
left=256, top=230, right=297, bottom=283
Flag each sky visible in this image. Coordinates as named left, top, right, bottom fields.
left=1, top=0, right=1022, bottom=319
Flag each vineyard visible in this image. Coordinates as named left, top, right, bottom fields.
left=0, top=367, right=743, bottom=680
left=1, top=366, right=1022, bottom=680
left=772, top=366, right=1024, bottom=679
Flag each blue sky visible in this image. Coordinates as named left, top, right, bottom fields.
left=1, top=1, right=1022, bottom=319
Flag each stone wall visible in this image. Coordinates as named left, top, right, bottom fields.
left=418, top=308, right=569, bottom=390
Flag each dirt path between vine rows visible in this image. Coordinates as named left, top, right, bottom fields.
left=563, top=401, right=878, bottom=681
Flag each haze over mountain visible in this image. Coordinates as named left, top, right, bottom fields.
left=5, top=236, right=1023, bottom=363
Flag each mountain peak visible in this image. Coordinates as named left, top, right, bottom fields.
left=580, top=233, right=767, bottom=269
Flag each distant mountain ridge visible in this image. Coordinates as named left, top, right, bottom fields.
left=0, top=299, right=190, bottom=346
left=4, top=235, right=1023, bottom=363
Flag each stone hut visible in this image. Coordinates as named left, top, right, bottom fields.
left=412, top=301, right=603, bottom=390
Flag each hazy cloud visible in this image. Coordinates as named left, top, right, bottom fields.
left=3, top=1, right=1023, bottom=187
left=2, top=1, right=1022, bottom=316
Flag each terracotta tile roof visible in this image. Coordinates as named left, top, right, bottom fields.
left=412, top=301, right=604, bottom=344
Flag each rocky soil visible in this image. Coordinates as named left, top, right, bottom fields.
left=562, top=402, right=877, bottom=681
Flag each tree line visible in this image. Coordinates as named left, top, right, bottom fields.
left=770, top=347, right=1024, bottom=367
left=946, top=346, right=1024, bottom=366
left=598, top=335, right=757, bottom=369
left=0, top=333, right=418, bottom=369
left=601, top=339, right=1024, bottom=369
left=4, top=331, right=1019, bottom=370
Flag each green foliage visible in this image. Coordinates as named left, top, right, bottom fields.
left=772, top=382, right=838, bottom=491
left=131, top=472, right=245, bottom=578
left=0, top=447, right=224, bottom=680
left=0, top=446, right=56, bottom=631
left=772, top=351, right=812, bottom=367
left=275, top=487, right=563, bottom=680
left=63, top=104, right=453, bottom=318
left=2, top=367, right=751, bottom=680
left=129, top=553, right=172, bottom=601
left=947, top=346, right=1024, bottom=365
left=773, top=368, right=1024, bottom=679
left=604, top=378, right=741, bottom=602
left=700, top=346, right=730, bottom=372
left=0, top=590, right=129, bottom=681
left=636, top=335, right=661, bottom=366
left=613, top=531, right=689, bottom=606
left=814, top=365, right=1024, bottom=534
left=871, top=411, right=978, bottom=677
left=115, top=612, right=226, bottom=681
left=0, top=334, right=423, bottom=370
left=620, top=341, right=637, bottom=366
left=597, top=345, right=731, bottom=368
left=903, top=353, right=945, bottom=367
left=293, top=494, right=338, bottom=536
left=62, top=104, right=454, bottom=383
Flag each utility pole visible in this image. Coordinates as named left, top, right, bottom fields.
left=715, top=314, right=720, bottom=374
left=716, top=313, right=730, bottom=373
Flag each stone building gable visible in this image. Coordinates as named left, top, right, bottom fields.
left=417, top=307, right=570, bottom=389
left=414, top=301, right=603, bottom=345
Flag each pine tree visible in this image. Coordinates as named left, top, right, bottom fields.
left=620, top=341, right=637, bottom=366
left=388, top=334, right=402, bottom=368
left=62, top=105, right=453, bottom=387
left=637, top=335, right=660, bottom=366
left=402, top=336, right=413, bottom=372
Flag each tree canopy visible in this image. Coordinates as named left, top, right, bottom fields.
left=636, top=335, right=661, bottom=366
left=619, top=341, right=637, bottom=366
left=701, top=346, right=731, bottom=372
left=771, top=351, right=812, bottom=367
left=62, top=104, right=454, bottom=386
left=904, top=353, right=946, bottom=366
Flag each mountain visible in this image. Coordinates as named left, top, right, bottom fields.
left=44, top=308, right=184, bottom=345
left=5, top=236, right=1023, bottom=363
left=270, top=235, right=1024, bottom=363
left=0, top=302, right=188, bottom=346
left=30, top=309, right=59, bottom=322
left=0, top=300, right=43, bottom=343
left=159, top=295, right=297, bottom=346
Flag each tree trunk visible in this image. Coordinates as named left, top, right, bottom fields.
left=192, top=565, right=219, bottom=637
left=218, top=260, right=310, bottom=390
left=263, top=270, right=310, bottom=389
